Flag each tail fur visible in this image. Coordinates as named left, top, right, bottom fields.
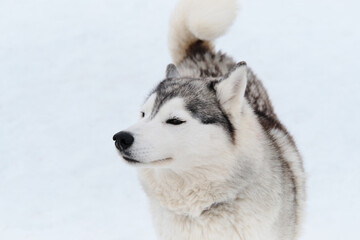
left=168, top=0, right=238, bottom=64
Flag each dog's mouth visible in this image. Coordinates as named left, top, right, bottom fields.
left=122, top=155, right=172, bottom=165
left=123, top=156, right=141, bottom=164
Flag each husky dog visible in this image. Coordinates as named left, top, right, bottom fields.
left=113, top=0, right=305, bottom=239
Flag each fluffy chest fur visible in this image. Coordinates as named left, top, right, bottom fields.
left=148, top=199, right=279, bottom=240
left=137, top=149, right=284, bottom=240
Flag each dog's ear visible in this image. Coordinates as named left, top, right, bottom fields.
left=165, top=64, right=180, bottom=78
left=215, top=61, right=247, bottom=110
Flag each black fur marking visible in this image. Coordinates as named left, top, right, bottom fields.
left=185, top=40, right=211, bottom=58
left=217, top=107, right=235, bottom=143
left=186, top=97, right=235, bottom=143
left=267, top=132, right=298, bottom=231
left=255, top=110, right=298, bottom=149
left=208, top=80, right=219, bottom=92
left=150, top=78, right=235, bottom=142
left=180, top=42, right=235, bottom=78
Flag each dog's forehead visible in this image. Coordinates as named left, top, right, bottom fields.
left=156, top=77, right=211, bottom=95
left=150, top=78, right=216, bottom=116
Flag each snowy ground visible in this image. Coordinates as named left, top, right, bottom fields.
left=1, top=0, right=359, bottom=239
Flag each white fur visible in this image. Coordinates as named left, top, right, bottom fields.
left=168, top=0, right=238, bottom=64
left=121, top=93, right=303, bottom=239
left=215, top=64, right=248, bottom=113
left=125, top=96, right=235, bottom=169
left=136, top=102, right=285, bottom=240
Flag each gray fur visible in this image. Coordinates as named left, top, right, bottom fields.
left=150, top=77, right=235, bottom=141
left=165, top=64, right=180, bottom=79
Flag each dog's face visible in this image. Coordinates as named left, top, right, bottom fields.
left=113, top=62, right=247, bottom=169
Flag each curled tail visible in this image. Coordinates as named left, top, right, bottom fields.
left=168, top=0, right=238, bottom=64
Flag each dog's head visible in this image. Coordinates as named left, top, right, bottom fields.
left=113, top=62, right=247, bottom=169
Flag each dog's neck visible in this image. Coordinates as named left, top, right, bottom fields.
left=138, top=162, right=243, bottom=217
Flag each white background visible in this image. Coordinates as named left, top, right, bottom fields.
left=1, top=0, right=359, bottom=239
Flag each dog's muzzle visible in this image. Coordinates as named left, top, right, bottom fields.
left=113, top=131, right=134, bottom=151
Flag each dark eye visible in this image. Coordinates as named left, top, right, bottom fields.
left=141, top=112, right=145, bottom=118
left=166, top=118, right=186, bottom=125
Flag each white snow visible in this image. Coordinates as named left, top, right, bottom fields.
left=0, top=0, right=359, bottom=239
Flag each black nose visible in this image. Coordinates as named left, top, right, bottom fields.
left=113, top=131, right=134, bottom=150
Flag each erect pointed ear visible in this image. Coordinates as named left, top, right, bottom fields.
left=215, top=61, right=247, bottom=109
left=165, top=64, right=180, bottom=78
